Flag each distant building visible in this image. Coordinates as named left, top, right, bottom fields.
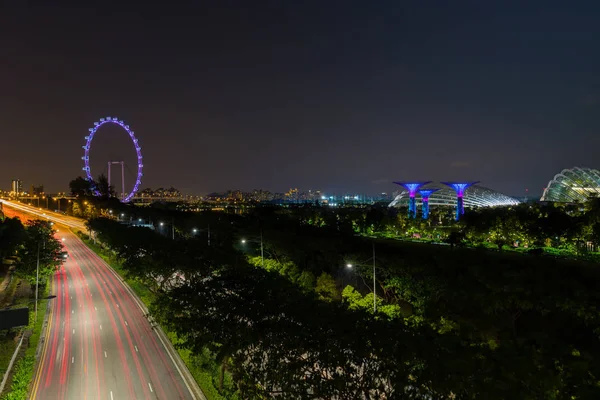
left=30, top=185, right=44, bottom=196
left=11, top=179, right=22, bottom=195
left=285, top=188, right=299, bottom=202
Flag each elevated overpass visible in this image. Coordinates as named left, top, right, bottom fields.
left=0, top=199, right=87, bottom=231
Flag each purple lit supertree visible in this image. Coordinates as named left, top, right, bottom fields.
left=393, top=182, right=432, bottom=218
left=418, top=188, right=439, bottom=220
left=441, top=182, right=479, bottom=221
left=82, top=117, right=143, bottom=203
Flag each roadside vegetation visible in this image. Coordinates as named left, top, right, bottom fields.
left=86, top=204, right=600, bottom=399
left=0, top=212, right=63, bottom=399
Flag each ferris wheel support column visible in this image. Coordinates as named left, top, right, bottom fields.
left=107, top=161, right=126, bottom=199
left=120, top=161, right=125, bottom=201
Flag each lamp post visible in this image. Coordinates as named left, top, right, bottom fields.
left=240, top=230, right=264, bottom=267
left=345, top=242, right=377, bottom=313
left=34, top=241, right=40, bottom=320
left=192, top=225, right=211, bottom=246
left=159, top=219, right=176, bottom=240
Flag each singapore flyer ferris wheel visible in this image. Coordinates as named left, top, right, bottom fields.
left=82, top=117, right=143, bottom=203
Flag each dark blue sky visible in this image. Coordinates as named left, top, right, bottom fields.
left=2, top=1, right=599, bottom=196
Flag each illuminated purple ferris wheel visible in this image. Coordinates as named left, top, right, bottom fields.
left=82, top=117, right=143, bottom=203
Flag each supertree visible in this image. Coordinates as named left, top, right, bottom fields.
left=418, top=188, right=440, bottom=219
left=393, top=182, right=432, bottom=218
left=441, top=182, right=479, bottom=221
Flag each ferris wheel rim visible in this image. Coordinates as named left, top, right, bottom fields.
left=82, top=117, right=143, bottom=203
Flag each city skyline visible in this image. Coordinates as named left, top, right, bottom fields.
left=3, top=2, right=600, bottom=196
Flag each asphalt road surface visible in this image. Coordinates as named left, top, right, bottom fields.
left=27, top=227, right=195, bottom=399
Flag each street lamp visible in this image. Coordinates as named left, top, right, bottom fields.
left=35, top=242, right=41, bottom=319
left=158, top=220, right=175, bottom=240
left=345, top=243, right=377, bottom=313
left=191, top=225, right=210, bottom=245
left=240, top=230, right=264, bottom=267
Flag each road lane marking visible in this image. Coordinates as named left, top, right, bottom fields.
left=72, top=310, right=74, bottom=314
left=95, top=306, right=97, bottom=310
left=116, top=304, right=119, bottom=308
left=73, top=329, right=75, bottom=334
left=134, top=345, right=138, bottom=352
left=72, top=356, right=74, bottom=364
left=104, top=351, right=107, bottom=358
left=110, top=391, right=114, bottom=400
left=124, top=320, right=128, bottom=326
left=148, top=382, right=153, bottom=393
left=100, top=324, right=102, bottom=330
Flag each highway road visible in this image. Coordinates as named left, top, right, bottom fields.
left=0, top=199, right=87, bottom=231
left=1, top=201, right=198, bottom=400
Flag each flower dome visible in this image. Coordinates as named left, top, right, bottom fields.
left=541, top=167, right=600, bottom=203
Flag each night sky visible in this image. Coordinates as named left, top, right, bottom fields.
left=2, top=1, right=600, bottom=197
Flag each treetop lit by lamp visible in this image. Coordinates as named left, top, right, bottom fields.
left=441, top=181, right=479, bottom=221
left=393, top=181, right=431, bottom=218
left=418, top=188, right=439, bottom=220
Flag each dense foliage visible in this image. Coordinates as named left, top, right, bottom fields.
left=0, top=217, right=63, bottom=292
left=13, top=220, right=64, bottom=290
left=87, top=212, right=600, bottom=399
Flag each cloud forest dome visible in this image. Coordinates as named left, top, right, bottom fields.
left=541, top=167, right=600, bottom=203
left=388, top=183, right=520, bottom=208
